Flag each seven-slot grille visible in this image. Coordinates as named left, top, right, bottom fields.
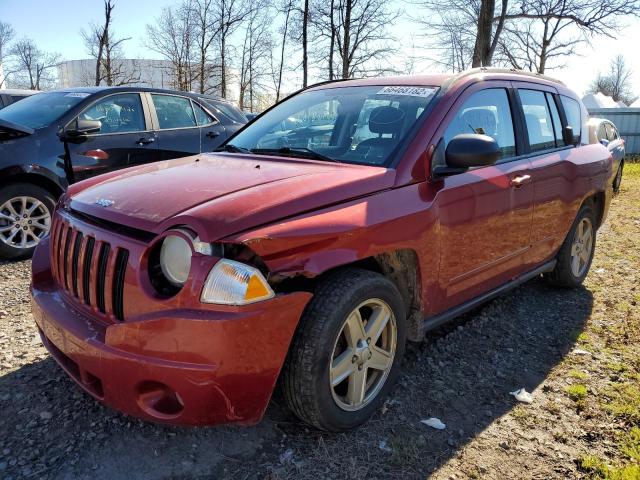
left=50, top=215, right=129, bottom=321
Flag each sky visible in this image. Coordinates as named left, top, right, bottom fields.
left=2, top=0, right=640, bottom=97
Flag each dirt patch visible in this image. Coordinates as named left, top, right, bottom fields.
left=1, top=166, right=638, bottom=480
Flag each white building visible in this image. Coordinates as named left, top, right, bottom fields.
left=57, top=59, right=239, bottom=102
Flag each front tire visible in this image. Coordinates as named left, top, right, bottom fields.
left=545, top=204, right=596, bottom=288
left=282, top=268, right=406, bottom=431
left=0, top=183, right=55, bottom=260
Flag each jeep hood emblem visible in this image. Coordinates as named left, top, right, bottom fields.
left=95, top=198, right=114, bottom=207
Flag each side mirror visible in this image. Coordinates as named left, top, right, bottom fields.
left=563, top=125, right=577, bottom=146
left=445, top=133, right=500, bottom=169
left=62, top=119, right=101, bottom=140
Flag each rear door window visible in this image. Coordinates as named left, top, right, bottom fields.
left=151, top=94, right=197, bottom=129
left=518, top=89, right=556, bottom=152
left=444, top=88, right=516, bottom=161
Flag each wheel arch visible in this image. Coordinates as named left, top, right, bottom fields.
left=582, top=190, right=606, bottom=229
left=0, top=171, right=65, bottom=200
left=272, top=248, right=424, bottom=342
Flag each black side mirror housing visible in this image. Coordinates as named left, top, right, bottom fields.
left=563, top=125, right=577, bottom=146
left=445, top=133, right=501, bottom=169
left=61, top=119, right=101, bottom=140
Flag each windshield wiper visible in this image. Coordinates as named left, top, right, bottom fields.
left=251, top=147, right=339, bottom=163
left=215, top=143, right=252, bottom=154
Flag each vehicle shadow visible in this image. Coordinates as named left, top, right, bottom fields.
left=0, top=277, right=593, bottom=480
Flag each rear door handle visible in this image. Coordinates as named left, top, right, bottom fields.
left=206, top=131, right=220, bottom=139
left=510, top=174, right=532, bottom=188
left=137, top=137, right=155, bottom=145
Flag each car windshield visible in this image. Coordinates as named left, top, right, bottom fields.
left=226, top=85, right=438, bottom=166
left=0, top=91, right=88, bottom=129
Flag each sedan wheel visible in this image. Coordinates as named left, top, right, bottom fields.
left=0, top=196, right=52, bottom=250
left=0, top=183, right=56, bottom=260
left=330, top=299, right=397, bottom=411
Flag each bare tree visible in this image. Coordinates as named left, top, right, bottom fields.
left=239, top=6, right=273, bottom=110
left=189, top=0, right=220, bottom=94
left=499, top=0, right=640, bottom=73
left=8, top=38, right=60, bottom=90
left=472, top=0, right=508, bottom=67
left=0, top=21, right=14, bottom=63
left=413, top=0, right=507, bottom=71
left=0, top=21, right=15, bottom=88
left=589, top=55, right=637, bottom=105
left=212, top=0, right=253, bottom=98
left=146, top=3, right=198, bottom=91
left=311, top=0, right=338, bottom=79
left=332, top=0, right=399, bottom=78
left=81, top=0, right=139, bottom=86
left=272, top=0, right=295, bottom=101
left=302, top=0, right=309, bottom=86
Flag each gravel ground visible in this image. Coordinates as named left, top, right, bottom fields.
left=0, top=171, right=638, bottom=480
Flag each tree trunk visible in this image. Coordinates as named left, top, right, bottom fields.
left=472, top=0, right=495, bottom=68
left=342, top=0, right=352, bottom=78
left=328, top=0, right=335, bottom=80
left=276, top=3, right=291, bottom=101
left=221, top=35, right=227, bottom=98
left=302, top=0, right=309, bottom=87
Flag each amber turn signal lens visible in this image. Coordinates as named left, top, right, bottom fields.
left=201, top=259, right=274, bottom=305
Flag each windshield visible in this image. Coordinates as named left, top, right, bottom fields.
left=0, top=91, right=88, bottom=129
left=226, top=85, right=438, bottom=166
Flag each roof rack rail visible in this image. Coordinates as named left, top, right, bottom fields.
left=452, top=67, right=565, bottom=86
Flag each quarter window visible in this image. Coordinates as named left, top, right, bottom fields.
left=518, top=89, right=556, bottom=152
left=560, top=95, right=582, bottom=143
left=192, top=102, right=216, bottom=126
left=79, top=93, right=146, bottom=134
left=444, top=88, right=516, bottom=161
left=151, top=94, right=197, bottom=129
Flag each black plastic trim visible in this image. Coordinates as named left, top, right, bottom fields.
left=420, top=260, right=557, bottom=335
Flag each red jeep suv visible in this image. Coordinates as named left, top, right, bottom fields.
left=31, top=69, right=613, bottom=432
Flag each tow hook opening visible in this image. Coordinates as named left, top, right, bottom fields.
left=136, top=381, right=184, bottom=418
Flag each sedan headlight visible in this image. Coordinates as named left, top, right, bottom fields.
left=201, top=259, right=274, bottom=305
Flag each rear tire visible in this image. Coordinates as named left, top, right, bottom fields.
left=544, top=205, right=596, bottom=288
left=0, top=183, right=55, bottom=260
left=281, top=268, right=406, bottom=431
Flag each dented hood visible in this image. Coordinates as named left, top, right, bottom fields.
left=69, top=153, right=394, bottom=240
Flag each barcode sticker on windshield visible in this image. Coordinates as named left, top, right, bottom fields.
left=377, top=86, right=436, bottom=98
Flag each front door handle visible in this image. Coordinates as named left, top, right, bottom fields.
left=206, top=131, right=220, bottom=139
left=510, top=174, right=532, bottom=188
left=137, top=137, right=155, bottom=145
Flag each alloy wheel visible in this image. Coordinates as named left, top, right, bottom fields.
left=329, top=299, right=397, bottom=411
left=0, top=196, right=51, bottom=249
left=570, top=217, right=593, bottom=277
